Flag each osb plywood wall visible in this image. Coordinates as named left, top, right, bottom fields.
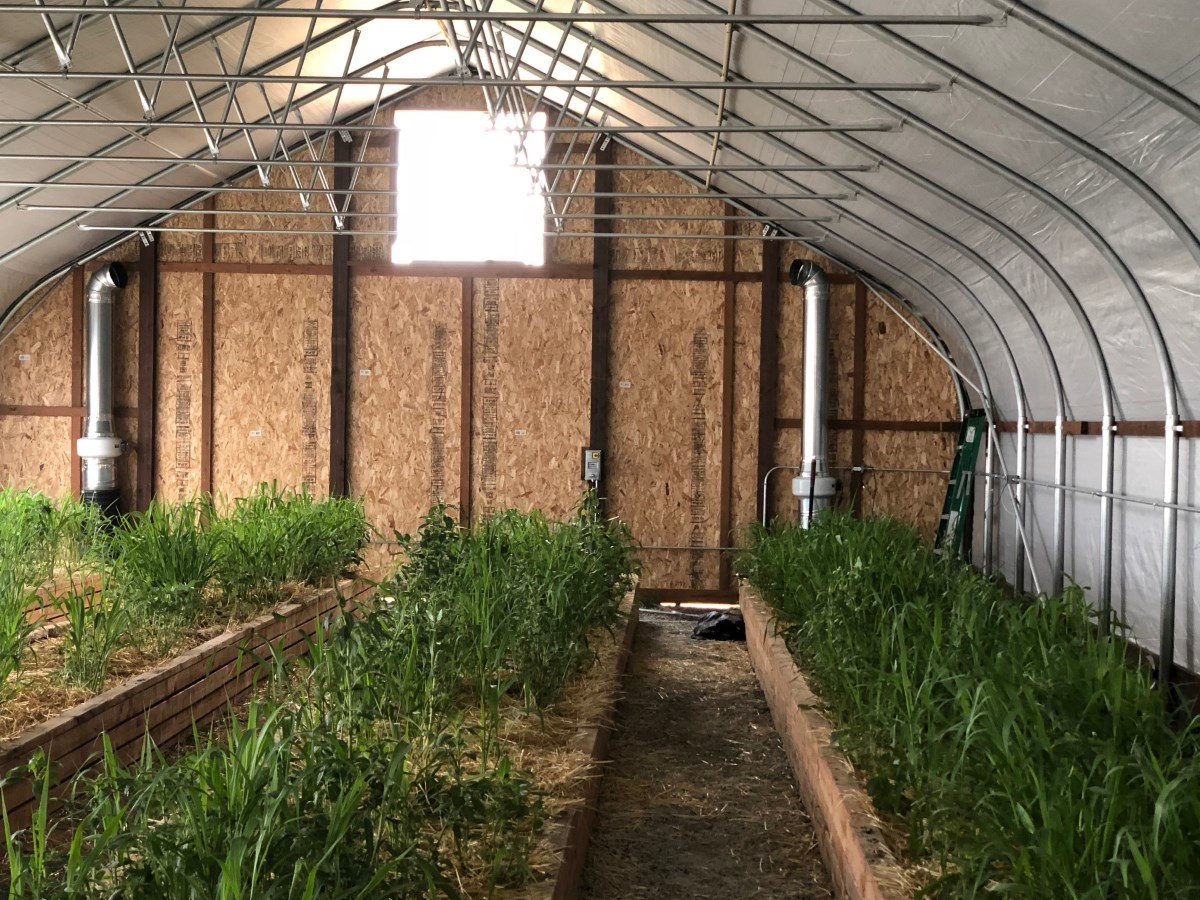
left=0, top=86, right=959, bottom=588
left=471, top=277, right=591, bottom=521
left=608, top=279, right=725, bottom=588
left=350, top=275, right=462, bottom=537
left=212, top=273, right=332, bottom=499
left=155, top=273, right=203, bottom=502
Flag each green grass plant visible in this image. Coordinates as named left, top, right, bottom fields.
left=213, top=483, right=370, bottom=611
left=57, top=576, right=128, bottom=692
left=738, top=512, right=1200, bottom=898
left=2, top=492, right=637, bottom=898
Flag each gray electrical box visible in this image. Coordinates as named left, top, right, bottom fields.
left=581, top=448, right=603, bottom=485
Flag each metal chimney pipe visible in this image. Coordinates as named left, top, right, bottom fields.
left=78, top=262, right=128, bottom=517
left=789, top=259, right=838, bottom=527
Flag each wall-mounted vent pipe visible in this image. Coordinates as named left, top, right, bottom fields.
left=78, top=262, right=128, bottom=518
left=789, top=259, right=838, bottom=527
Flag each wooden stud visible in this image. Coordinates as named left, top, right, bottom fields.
left=329, top=135, right=352, bottom=497
left=69, top=267, right=84, bottom=497
left=718, top=209, right=736, bottom=587
left=589, top=139, right=613, bottom=512
left=756, top=239, right=780, bottom=523
left=776, top=417, right=960, bottom=434
left=136, top=238, right=159, bottom=511
left=199, top=198, right=215, bottom=495
left=460, top=276, right=474, bottom=525
left=850, top=280, right=867, bottom=516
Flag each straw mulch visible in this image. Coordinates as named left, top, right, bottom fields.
left=581, top=612, right=834, bottom=900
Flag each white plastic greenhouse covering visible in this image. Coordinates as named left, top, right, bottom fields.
left=0, top=1, right=1197, bottom=671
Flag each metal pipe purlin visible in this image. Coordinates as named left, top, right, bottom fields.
left=1099, top=414, right=1115, bottom=631
left=1160, top=418, right=1180, bottom=684
left=1014, top=416, right=1027, bottom=594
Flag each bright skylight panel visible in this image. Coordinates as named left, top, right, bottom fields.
left=392, top=110, right=546, bottom=265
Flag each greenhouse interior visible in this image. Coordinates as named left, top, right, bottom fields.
left=0, top=1, right=1198, bottom=897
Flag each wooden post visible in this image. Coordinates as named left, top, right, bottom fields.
left=850, top=280, right=867, bottom=516
left=69, top=268, right=85, bottom=497
left=136, top=239, right=159, bottom=510
left=200, top=198, right=215, bottom=495
left=589, top=138, right=613, bottom=513
left=718, top=211, right=737, bottom=587
left=329, top=135, right=352, bottom=497
left=460, top=276, right=474, bottom=524
left=756, top=240, right=781, bottom=524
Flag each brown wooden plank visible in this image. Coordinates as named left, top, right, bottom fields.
left=776, top=417, right=961, bottom=434
left=756, top=239, right=780, bottom=523
left=460, top=276, right=474, bottom=525
left=608, top=268, right=762, bottom=283
left=350, top=260, right=591, bottom=280
left=549, top=608, right=637, bottom=900
left=200, top=198, right=215, bottom=495
left=329, top=135, right=352, bottom=497
left=0, top=405, right=85, bottom=418
left=718, top=210, right=736, bottom=588
left=0, top=582, right=373, bottom=824
left=850, top=281, right=867, bottom=517
left=160, top=262, right=331, bottom=276
left=136, top=238, right=159, bottom=511
left=70, top=267, right=84, bottom=496
left=589, top=140, right=613, bottom=512
left=741, top=586, right=908, bottom=900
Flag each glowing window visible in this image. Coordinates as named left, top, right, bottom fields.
left=392, top=110, right=546, bottom=265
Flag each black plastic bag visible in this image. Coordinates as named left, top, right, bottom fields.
left=691, top=609, right=745, bottom=641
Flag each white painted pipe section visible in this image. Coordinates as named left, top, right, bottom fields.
left=788, top=259, right=837, bottom=527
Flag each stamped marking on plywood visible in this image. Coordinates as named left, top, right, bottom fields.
left=301, top=319, right=319, bottom=491
left=430, top=323, right=448, bottom=504
left=618, top=379, right=633, bottom=390
left=17, top=353, right=31, bottom=362
left=173, top=320, right=194, bottom=501
left=689, top=330, right=710, bottom=589
left=481, top=278, right=500, bottom=517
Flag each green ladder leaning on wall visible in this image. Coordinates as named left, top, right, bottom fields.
left=935, top=409, right=988, bottom=558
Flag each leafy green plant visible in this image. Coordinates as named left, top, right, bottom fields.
left=57, top=578, right=128, bottom=692
left=739, top=512, right=1200, bottom=898
left=214, top=483, right=369, bottom=611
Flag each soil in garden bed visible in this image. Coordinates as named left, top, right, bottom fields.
left=581, top=610, right=833, bottom=900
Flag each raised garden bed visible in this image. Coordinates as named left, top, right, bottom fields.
left=0, top=579, right=372, bottom=828
left=542, top=603, right=638, bottom=900
left=741, top=584, right=909, bottom=900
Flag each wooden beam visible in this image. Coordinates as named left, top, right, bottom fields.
left=849, top=280, right=867, bottom=517
left=136, top=238, right=158, bottom=511
left=160, top=261, right=330, bottom=276
left=756, top=239, right=781, bottom=523
left=776, top=417, right=960, bottom=434
left=160, top=259, right=831, bottom=283
left=589, top=140, right=613, bottom=512
left=329, top=135, right=352, bottom=498
left=718, top=210, right=736, bottom=587
left=199, top=198, right=215, bottom=495
left=69, top=268, right=84, bottom=497
left=351, top=260, right=591, bottom=280
left=460, top=277, right=474, bottom=525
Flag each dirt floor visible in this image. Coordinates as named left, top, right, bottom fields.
left=581, top=610, right=833, bottom=900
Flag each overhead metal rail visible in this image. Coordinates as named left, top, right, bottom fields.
left=0, top=71, right=943, bottom=91
left=0, top=119, right=897, bottom=134
left=0, top=182, right=856, bottom=201
left=0, top=154, right=878, bottom=172
left=0, top=6, right=1000, bottom=25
